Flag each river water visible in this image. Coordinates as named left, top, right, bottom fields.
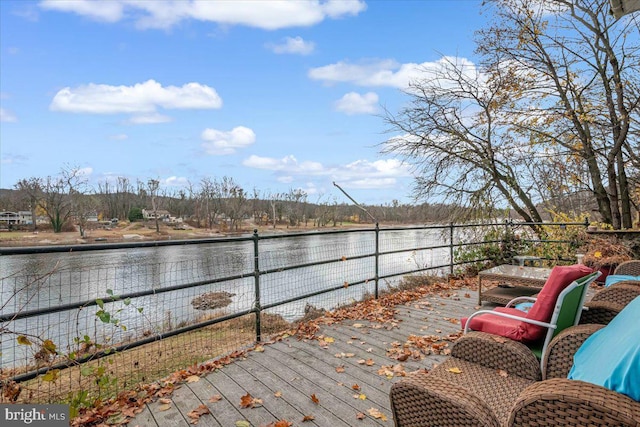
left=0, top=227, right=454, bottom=368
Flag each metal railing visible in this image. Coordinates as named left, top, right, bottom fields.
left=0, top=220, right=587, bottom=403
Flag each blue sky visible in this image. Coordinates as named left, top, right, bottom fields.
left=0, top=0, right=484, bottom=205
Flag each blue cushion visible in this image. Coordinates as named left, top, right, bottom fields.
left=514, top=302, right=534, bottom=313
left=605, top=274, right=640, bottom=287
left=568, top=295, right=640, bottom=401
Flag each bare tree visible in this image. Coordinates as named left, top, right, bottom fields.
left=38, top=166, right=89, bottom=233
left=147, top=179, right=160, bottom=233
left=14, top=178, right=42, bottom=231
left=384, top=55, right=545, bottom=224
left=476, top=0, right=640, bottom=228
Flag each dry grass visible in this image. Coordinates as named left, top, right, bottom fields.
left=7, top=312, right=294, bottom=405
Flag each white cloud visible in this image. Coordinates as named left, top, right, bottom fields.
left=243, top=155, right=410, bottom=189
left=267, top=36, right=315, bottom=55
left=109, top=133, right=128, bottom=140
left=335, top=91, right=378, bottom=115
left=0, top=108, right=17, bottom=122
left=40, top=0, right=366, bottom=30
left=164, top=176, right=190, bottom=186
left=309, top=56, right=479, bottom=89
left=243, top=155, right=324, bottom=173
left=126, top=113, right=173, bottom=124
left=50, top=80, right=222, bottom=123
left=40, top=0, right=124, bottom=22
left=77, top=167, right=93, bottom=177
left=201, top=126, right=256, bottom=155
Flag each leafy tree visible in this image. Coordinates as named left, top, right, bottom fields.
left=128, top=207, right=143, bottom=222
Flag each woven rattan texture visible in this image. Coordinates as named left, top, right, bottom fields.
left=508, top=378, right=640, bottom=427
left=542, top=324, right=604, bottom=380
left=451, top=332, right=541, bottom=381
left=590, top=282, right=640, bottom=305
left=391, top=358, right=534, bottom=426
left=614, top=260, right=640, bottom=276
left=580, top=300, right=624, bottom=324
left=390, top=370, right=500, bottom=427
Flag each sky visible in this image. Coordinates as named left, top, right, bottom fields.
left=0, top=0, right=485, bottom=206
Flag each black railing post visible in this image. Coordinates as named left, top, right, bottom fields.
left=374, top=223, right=380, bottom=299
left=449, top=222, right=454, bottom=276
left=253, top=229, right=262, bottom=342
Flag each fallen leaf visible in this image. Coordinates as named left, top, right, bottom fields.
left=302, top=415, right=315, bottom=422
left=335, top=365, right=345, bottom=373
left=311, top=394, right=319, bottom=404
left=357, top=394, right=367, bottom=400
left=187, top=404, right=211, bottom=424
left=353, top=323, right=364, bottom=328
left=447, top=367, right=462, bottom=374
left=273, top=421, right=293, bottom=427
left=498, top=369, right=508, bottom=378
left=235, top=421, right=250, bottom=427
left=365, top=359, right=375, bottom=366
left=209, top=395, right=222, bottom=403
left=186, top=375, right=200, bottom=383
left=159, top=398, right=172, bottom=404
left=345, top=353, right=355, bottom=358
left=356, top=412, right=366, bottom=420
left=274, top=391, right=283, bottom=398
left=492, top=336, right=508, bottom=343
left=368, top=407, right=388, bottom=421
left=158, top=404, right=171, bottom=412
left=254, top=345, right=265, bottom=352
left=240, top=393, right=263, bottom=408
left=352, top=384, right=361, bottom=390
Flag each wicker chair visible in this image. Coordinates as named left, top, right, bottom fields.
left=390, top=325, right=640, bottom=427
left=615, top=260, right=640, bottom=276
left=581, top=282, right=640, bottom=324
left=580, top=260, right=640, bottom=324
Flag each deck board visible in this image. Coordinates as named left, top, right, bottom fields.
left=130, top=287, right=481, bottom=426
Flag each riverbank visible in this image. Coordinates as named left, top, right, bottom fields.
left=0, top=221, right=381, bottom=247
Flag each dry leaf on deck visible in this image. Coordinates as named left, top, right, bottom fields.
left=447, top=367, right=462, bottom=374
left=209, top=395, right=222, bottom=403
left=302, top=415, right=315, bottom=422
left=239, top=393, right=263, bottom=408
left=311, top=393, right=320, bottom=404
left=187, top=404, right=211, bottom=424
left=368, top=407, right=388, bottom=421
left=186, top=375, right=200, bottom=383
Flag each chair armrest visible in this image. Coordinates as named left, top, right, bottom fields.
left=451, top=332, right=541, bottom=381
left=508, top=378, right=640, bottom=427
left=390, top=371, right=501, bottom=427
left=590, top=282, right=640, bottom=305
left=505, top=296, right=537, bottom=308
left=580, top=300, right=623, bottom=325
left=542, top=324, right=604, bottom=380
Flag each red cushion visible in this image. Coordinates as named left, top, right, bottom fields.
left=463, top=264, right=593, bottom=343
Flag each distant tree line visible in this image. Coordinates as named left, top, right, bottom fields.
left=0, top=166, right=476, bottom=234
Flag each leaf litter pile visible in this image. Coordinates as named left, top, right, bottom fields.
left=69, top=276, right=474, bottom=426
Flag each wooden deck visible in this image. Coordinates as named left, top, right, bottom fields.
left=130, top=288, right=482, bottom=427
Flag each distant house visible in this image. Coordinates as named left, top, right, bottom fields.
left=142, top=209, right=171, bottom=221
left=0, top=211, right=33, bottom=225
